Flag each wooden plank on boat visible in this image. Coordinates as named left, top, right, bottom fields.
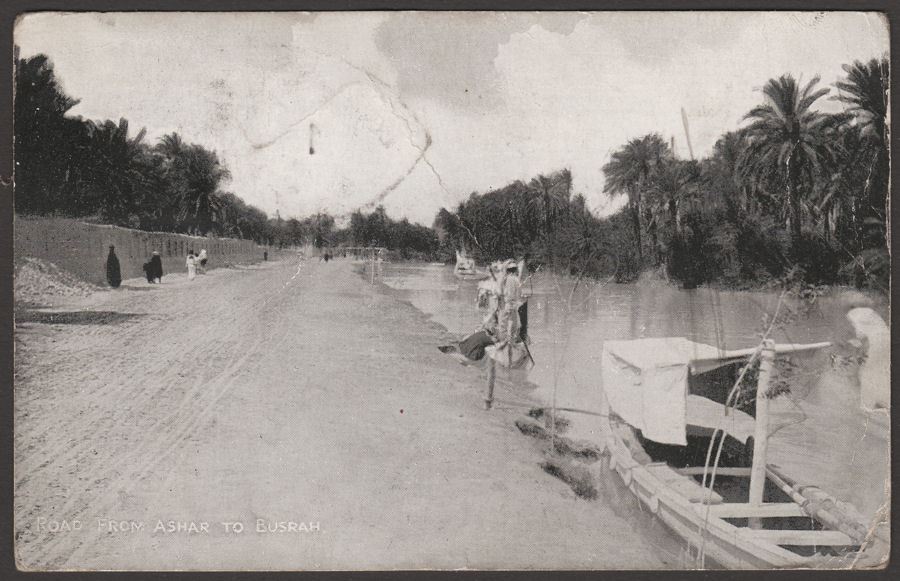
left=645, top=464, right=723, bottom=505
left=678, top=467, right=752, bottom=477
left=740, top=529, right=857, bottom=546
left=703, top=503, right=807, bottom=519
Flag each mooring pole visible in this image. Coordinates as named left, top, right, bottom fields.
left=484, top=358, right=496, bottom=410
left=370, top=249, right=375, bottom=285
left=748, top=339, right=775, bottom=529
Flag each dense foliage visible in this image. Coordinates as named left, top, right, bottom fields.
left=15, top=53, right=316, bottom=246
left=347, top=206, right=439, bottom=259
left=436, top=59, right=889, bottom=291
left=433, top=169, right=634, bottom=280
left=16, top=52, right=889, bottom=286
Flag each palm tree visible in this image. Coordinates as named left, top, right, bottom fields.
left=155, top=132, right=186, bottom=160
left=82, top=118, right=156, bottom=226
left=527, top=169, right=572, bottom=235
left=707, top=130, right=752, bottom=212
left=834, top=57, right=889, bottom=144
left=738, top=74, right=844, bottom=245
left=154, top=136, right=231, bottom=235
left=646, top=158, right=701, bottom=238
left=526, top=169, right=572, bottom=265
left=833, top=57, right=889, bottom=225
left=14, top=53, right=83, bottom=214
left=602, top=134, right=669, bottom=264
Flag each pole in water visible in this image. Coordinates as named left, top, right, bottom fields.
left=370, top=250, right=376, bottom=284
left=484, top=359, right=496, bottom=410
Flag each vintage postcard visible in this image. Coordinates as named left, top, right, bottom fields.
left=12, top=11, right=890, bottom=570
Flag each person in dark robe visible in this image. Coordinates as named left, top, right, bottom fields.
left=142, top=261, right=154, bottom=283
left=106, top=245, right=122, bottom=288
left=149, top=251, right=163, bottom=283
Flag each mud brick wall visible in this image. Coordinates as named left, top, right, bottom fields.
left=15, top=217, right=268, bottom=285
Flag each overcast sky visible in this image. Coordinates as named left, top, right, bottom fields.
left=16, top=12, right=889, bottom=225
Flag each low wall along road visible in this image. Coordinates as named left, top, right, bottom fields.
left=15, top=217, right=267, bottom=285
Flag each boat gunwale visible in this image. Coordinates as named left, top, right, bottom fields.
left=602, top=416, right=869, bottom=568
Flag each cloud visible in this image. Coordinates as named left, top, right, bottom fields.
left=374, top=12, right=585, bottom=112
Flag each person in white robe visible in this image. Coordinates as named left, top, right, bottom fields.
left=186, top=251, right=197, bottom=281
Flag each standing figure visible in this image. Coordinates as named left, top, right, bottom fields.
left=142, top=261, right=153, bottom=283
left=150, top=250, right=163, bottom=283
left=197, top=249, right=208, bottom=274
left=497, top=260, right=522, bottom=343
left=106, top=245, right=122, bottom=288
left=186, top=250, right=197, bottom=281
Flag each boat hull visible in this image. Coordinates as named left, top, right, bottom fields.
left=601, top=418, right=870, bottom=569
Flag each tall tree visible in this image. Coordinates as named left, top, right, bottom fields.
left=645, top=158, right=701, bottom=252
left=81, top=118, right=158, bottom=226
left=527, top=169, right=572, bottom=265
left=834, top=57, right=889, bottom=145
left=602, top=133, right=669, bottom=264
left=14, top=54, right=82, bottom=214
left=706, top=130, right=751, bottom=213
left=832, top=57, right=889, bottom=226
left=738, top=74, right=843, bottom=245
left=154, top=135, right=231, bottom=235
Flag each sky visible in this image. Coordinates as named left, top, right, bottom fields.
left=16, top=12, right=889, bottom=225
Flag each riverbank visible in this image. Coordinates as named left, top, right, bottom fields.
left=15, top=255, right=683, bottom=570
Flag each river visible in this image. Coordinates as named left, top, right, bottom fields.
left=379, top=262, right=890, bottom=541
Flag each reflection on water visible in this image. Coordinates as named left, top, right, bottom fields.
left=381, top=263, right=890, bottom=538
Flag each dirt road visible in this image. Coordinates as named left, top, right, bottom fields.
left=14, top=256, right=678, bottom=570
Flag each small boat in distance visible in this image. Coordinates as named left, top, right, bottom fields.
left=454, top=249, right=488, bottom=280
left=599, top=337, right=887, bottom=569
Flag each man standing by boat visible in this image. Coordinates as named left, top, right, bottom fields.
left=497, top=259, right=522, bottom=343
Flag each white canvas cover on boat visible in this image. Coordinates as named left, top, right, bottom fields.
left=601, top=338, right=719, bottom=445
left=601, top=338, right=830, bottom=446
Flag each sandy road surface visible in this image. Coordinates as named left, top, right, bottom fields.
left=15, top=257, right=678, bottom=570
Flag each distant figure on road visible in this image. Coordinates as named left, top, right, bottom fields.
left=147, top=250, right=163, bottom=283
left=142, top=261, right=153, bottom=283
left=197, top=249, right=208, bottom=274
left=264, top=250, right=268, bottom=261
left=106, top=245, right=122, bottom=288
left=186, top=250, right=197, bottom=281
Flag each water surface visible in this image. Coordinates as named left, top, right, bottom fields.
left=380, top=263, right=890, bottom=531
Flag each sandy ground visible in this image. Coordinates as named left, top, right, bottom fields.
left=14, top=256, right=682, bottom=571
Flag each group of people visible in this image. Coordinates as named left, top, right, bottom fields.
left=103, top=244, right=211, bottom=288
left=479, top=259, right=527, bottom=344
left=142, top=251, right=164, bottom=283
left=185, top=249, right=208, bottom=280
left=451, top=258, right=528, bottom=363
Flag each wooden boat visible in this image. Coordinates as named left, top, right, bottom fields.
left=598, top=338, right=888, bottom=569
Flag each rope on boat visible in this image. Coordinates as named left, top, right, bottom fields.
left=695, top=291, right=790, bottom=568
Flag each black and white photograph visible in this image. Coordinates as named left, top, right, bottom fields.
left=11, top=10, right=891, bottom=570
